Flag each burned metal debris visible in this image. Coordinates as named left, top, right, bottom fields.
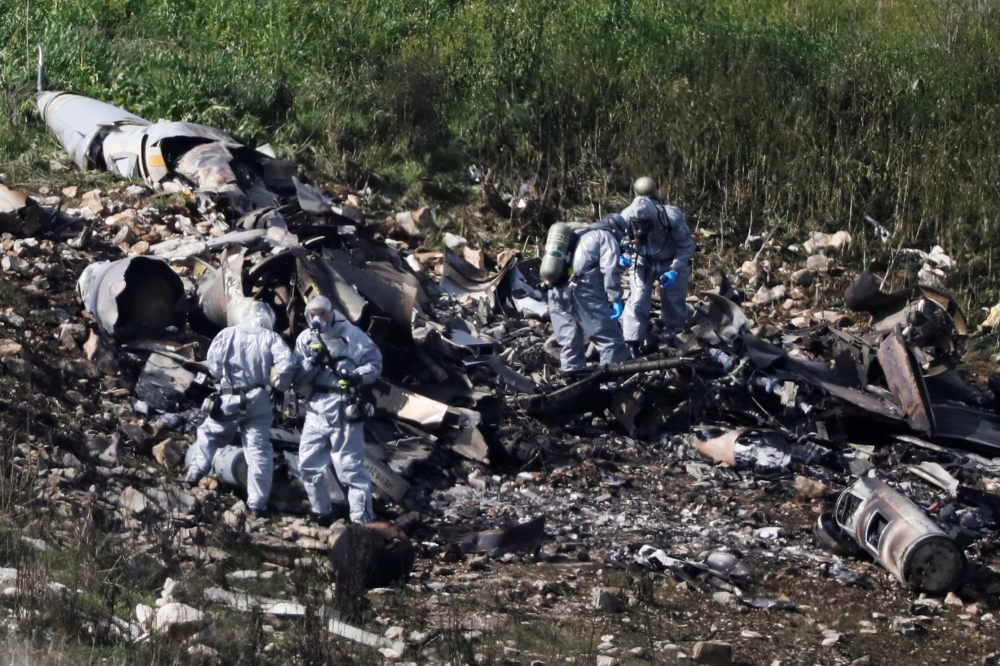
left=36, top=90, right=361, bottom=222
left=77, top=256, right=187, bottom=340
left=0, top=182, right=83, bottom=238
left=827, top=478, right=965, bottom=594
left=6, top=84, right=1000, bottom=662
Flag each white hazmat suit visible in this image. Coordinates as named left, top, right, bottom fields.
left=547, top=215, right=630, bottom=373
left=619, top=196, right=696, bottom=343
left=184, top=302, right=296, bottom=511
left=294, top=297, right=382, bottom=524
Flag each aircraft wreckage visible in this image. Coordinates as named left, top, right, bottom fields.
left=6, top=86, right=999, bottom=600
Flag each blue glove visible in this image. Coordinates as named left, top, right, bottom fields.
left=619, top=255, right=632, bottom=269
left=659, top=270, right=677, bottom=289
left=610, top=301, right=624, bottom=321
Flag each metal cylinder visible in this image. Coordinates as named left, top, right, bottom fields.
left=211, top=446, right=248, bottom=488
left=539, top=223, right=574, bottom=285
left=834, top=477, right=965, bottom=594
left=77, top=256, right=187, bottom=340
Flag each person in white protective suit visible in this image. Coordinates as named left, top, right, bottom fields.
left=293, top=296, right=383, bottom=526
left=548, top=214, right=630, bottom=374
left=181, top=302, right=296, bottom=518
left=619, top=195, right=696, bottom=352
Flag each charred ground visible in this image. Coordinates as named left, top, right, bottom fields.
left=1, top=172, right=1000, bottom=666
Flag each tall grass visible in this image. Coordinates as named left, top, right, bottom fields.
left=2, top=0, right=1000, bottom=306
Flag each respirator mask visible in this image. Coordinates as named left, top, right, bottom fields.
left=632, top=218, right=653, bottom=243
left=306, top=310, right=327, bottom=331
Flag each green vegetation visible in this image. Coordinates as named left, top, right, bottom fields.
left=2, top=1, right=1000, bottom=285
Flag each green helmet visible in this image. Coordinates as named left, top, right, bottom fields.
left=634, top=176, right=658, bottom=198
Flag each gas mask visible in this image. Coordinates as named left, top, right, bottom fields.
left=632, top=218, right=653, bottom=243
left=306, top=311, right=327, bottom=330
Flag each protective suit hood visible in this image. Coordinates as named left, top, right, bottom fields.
left=602, top=213, right=627, bottom=242
left=305, top=296, right=333, bottom=313
left=305, top=295, right=334, bottom=329
left=621, top=196, right=659, bottom=225
left=241, top=301, right=276, bottom=330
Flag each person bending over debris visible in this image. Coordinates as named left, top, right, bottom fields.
left=619, top=187, right=696, bottom=353
left=548, top=214, right=630, bottom=375
left=294, top=296, right=383, bottom=526
left=181, top=302, right=296, bottom=518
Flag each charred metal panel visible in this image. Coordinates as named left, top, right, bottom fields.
left=326, top=256, right=424, bottom=332
left=462, top=515, right=546, bottom=554
left=0, top=183, right=83, bottom=238
left=817, top=381, right=904, bottom=422
left=844, top=271, right=910, bottom=316
left=877, top=329, right=935, bottom=434
left=370, top=382, right=450, bottom=428
left=441, top=250, right=516, bottom=305
left=701, top=293, right=750, bottom=344
left=134, top=351, right=196, bottom=412
left=295, top=253, right=367, bottom=324
left=195, top=248, right=255, bottom=328
left=932, top=404, right=1000, bottom=457
left=834, top=477, right=964, bottom=594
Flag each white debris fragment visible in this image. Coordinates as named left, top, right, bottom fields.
left=803, top=230, right=851, bottom=253
left=444, top=233, right=468, bottom=250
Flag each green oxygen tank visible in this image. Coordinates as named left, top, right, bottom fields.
left=539, top=222, right=574, bottom=285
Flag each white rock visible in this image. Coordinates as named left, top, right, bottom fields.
left=806, top=254, right=832, bottom=273
left=753, top=527, right=786, bottom=539
left=136, top=604, right=154, bottom=629
left=187, top=644, right=221, bottom=661
left=803, top=230, right=851, bottom=253
left=120, top=487, right=149, bottom=515
left=739, top=260, right=760, bottom=285
left=443, top=233, right=468, bottom=250
left=226, top=570, right=259, bottom=581
left=152, top=602, right=208, bottom=638
left=1, top=256, right=30, bottom=275
left=712, top=591, right=739, bottom=606
left=945, top=591, right=964, bottom=607
left=162, top=577, right=183, bottom=600
left=751, top=284, right=786, bottom=307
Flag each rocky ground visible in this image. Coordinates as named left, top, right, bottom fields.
left=1, top=175, right=999, bottom=666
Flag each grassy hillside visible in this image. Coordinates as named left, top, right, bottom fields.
left=3, top=0, right=1000, bottom=307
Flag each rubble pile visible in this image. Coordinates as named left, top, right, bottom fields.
left=0, top=88, right=999, bottom=663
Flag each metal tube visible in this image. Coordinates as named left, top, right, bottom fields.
left=834, top=477, right=964, bottom=594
